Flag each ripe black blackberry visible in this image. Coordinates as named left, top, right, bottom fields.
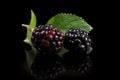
left=62, top=28, right=93, bottom=74
left=31, top=24, right=64, bottom=53
left=31, top=51, right=63, bottom=80
left=64, top=28, right=92, bottom=54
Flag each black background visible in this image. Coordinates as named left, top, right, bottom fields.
left=11, top=0, right=99, bottom=80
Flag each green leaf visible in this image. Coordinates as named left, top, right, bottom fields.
left=29, top=10, right=37, bottom=31
left=23, top=10, right=37, bottom=70
left=58, top=47, right=68, bottom=57
left=24, top=10, right=37, bottom=44
left=47, top=13, right=93, bottom=33
left=47, top=16, right=55, bottom=24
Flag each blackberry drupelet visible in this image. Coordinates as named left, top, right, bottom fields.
left=31, top=24, right=64, bottom=53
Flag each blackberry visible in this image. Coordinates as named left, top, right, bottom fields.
left=62, top=28, right=93, bottom=74
left=31, top=24, right=64, bottom=53
left=64, top=28, right=92, bottom=53
left=31, top=52, right=64, bottom=80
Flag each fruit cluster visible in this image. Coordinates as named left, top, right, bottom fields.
left=31, top=24, right=93, bottom=80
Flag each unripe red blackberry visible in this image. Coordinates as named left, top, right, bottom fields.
left=31, top=24, right=64, bottom=53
